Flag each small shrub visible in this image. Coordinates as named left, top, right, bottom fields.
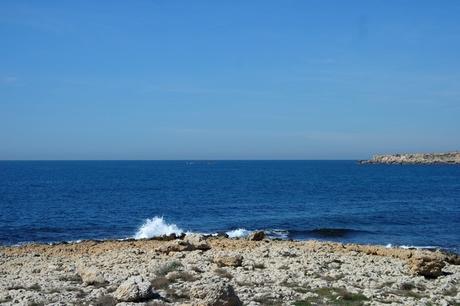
left=400, top=282, right=415, bottom=291
left=58, top=274, right=82, bottom=283
left=151, top=276, right=171, bottom=289
left=155, top=261, right=183, bottom=276
left=28, top=284, right=41, bottom=291
left=214, top=268, right=233, bottom=279
left=91, top=295, right=117, bottom=306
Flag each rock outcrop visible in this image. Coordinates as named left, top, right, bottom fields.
left=190, top=279, right=242, bottom=306
left=213, top=254, right=243, bottom=267
left=76, top=265, right=106, bottom=286
left=0, top=238, right=459, bottom=305
left=360, top=151, right=460, bottom=164
left=113, top=275, right=155, bottom=302
left=408, top=255, right=446, bottom=278
left=247, top=231, right=266, bottom=241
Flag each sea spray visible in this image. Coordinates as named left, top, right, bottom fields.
left=134, top=216, right=183, bottom=239
left=226, top=228, right=251, bottom=238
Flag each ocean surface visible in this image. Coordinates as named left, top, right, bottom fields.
left=1, top=161, right=459, bottom=252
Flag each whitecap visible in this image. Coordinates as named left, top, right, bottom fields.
left=226, top=228, right=251, bottom=238
left=134, top=216, right=183, bottom=239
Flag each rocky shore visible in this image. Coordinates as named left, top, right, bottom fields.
left=1, top=235, right=459, bottom=306
left=359, top=152, right=460, bottom=165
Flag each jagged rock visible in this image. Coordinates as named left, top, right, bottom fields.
left=247, top=231, right=265, bottom=241
left=408, top=255, right=445, bottom=278
left=215, top=232, right=229, bottom=238
left=190, top=280, right=242, bottom=306
left=150, top=233, right=186, bottom=241
left=184, top=234, right=211, bottom=250
left=214, top=255, right=243, bottom=267
left=158, top=240, right=194, bottom=253
left=77, top=265, right=105, bottom=285
left=113, top=275, right=155, bottom=302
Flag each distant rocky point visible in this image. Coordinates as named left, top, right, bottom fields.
left=360, top=151, right=460, bottom=164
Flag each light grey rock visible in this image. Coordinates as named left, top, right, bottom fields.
left=214, top=255, right=243, bottom=267
left=77, top=265, right=106, bottom=285
left=158, top=240, right=194, bottom=253
left=113, top=275, right=155, bottom=302
left=360, top=151, right=460, bottom=165
left=190, top=279, right=242, bottom=306
left=184, top=234, right=211, bottom=250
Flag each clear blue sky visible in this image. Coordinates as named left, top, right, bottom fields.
left=1, top=1, right=459, bottom=160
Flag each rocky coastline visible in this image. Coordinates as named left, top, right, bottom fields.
left=1, top=235, right=459, bottom=306
left=359, top=152, right=460, bottom=165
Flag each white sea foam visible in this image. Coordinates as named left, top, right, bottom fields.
left=399, top=245, right=438, bottom=250
left=385, top=243, right=438, bottom=250
left=134, top=216, right=183, bottom=239
left=265, top=229, right=289, bottom=239
left=226, top=228, right=251, bottom=238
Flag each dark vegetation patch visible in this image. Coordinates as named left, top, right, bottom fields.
left=294, top=287, right=369, bottom=306
left=252, top=294, right=283, bottom=306
left=58, top=274, right=82, bottom=283
left=165, top=287, right=190, bottom=301
left=77, top=295, right=117, bottom=306
left=214, top=268, right=233, bottom=279
left=155, top=261, right=183, bottom=276
left=151, top=276, right=171, bottom=289
left=168, top=271, right=196, bottom=282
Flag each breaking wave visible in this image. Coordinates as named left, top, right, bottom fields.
left=134, top=216, right=184, bottom=239
left=385, top=243, right=439, bottom=250
left=226, top=228, right=251, bottom=238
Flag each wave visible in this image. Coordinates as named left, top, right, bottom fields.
left=130, top=217, right=455, bottom=253
left=134, top=216, right=184, bottom=239
left=226, top=228, right=251, bottom=238
left=385, top=243, right=439, bottom=250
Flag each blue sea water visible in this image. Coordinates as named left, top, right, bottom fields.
left=0, top=161, right=459, bottom=252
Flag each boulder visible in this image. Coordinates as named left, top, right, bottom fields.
left=190, top=279, right=242, bottom=306
left=214, top=255, right=243, bottom=267
left=113, top=275, right=155, bottom=302
left=184, top=234, right=211, bottom=250
left=247, top=231, right=266, bottom=241
left=151, top=233, right=186, bottom=241
left=158, top=240, right=194, bottom=253
left=77, top=266, right=106, bottom=286
left=408, top=255, right=445, bottom=278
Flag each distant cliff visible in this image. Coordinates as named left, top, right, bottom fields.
left=360, top=152, right=460, bottom=164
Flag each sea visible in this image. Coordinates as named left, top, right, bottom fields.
left=0, top=161, right=459, bottom=253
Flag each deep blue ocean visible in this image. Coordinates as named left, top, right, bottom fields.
left=0, top=161, right=459, bottom=252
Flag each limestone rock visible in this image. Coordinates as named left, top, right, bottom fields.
left=77, top=265, right=105, bottom=285
left=158, top=240, right=194, bottom=253
left=113, top=275, right=155, bottom=302
left=214, top=255, right=243, bottom=267
left=184, top=234, right=211, bottom=250
left=247, top=231, right=266, bottom=241
left=190, top=280, right=242, bottom=306
left=408, top=255, right=445, bottom=278
left=360, top=151, right=460, bottom=165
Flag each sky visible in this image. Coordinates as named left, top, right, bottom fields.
left=1, top=0, right=460, bottom=160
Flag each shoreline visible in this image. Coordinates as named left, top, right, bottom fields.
left=3, top=236, right=459, bottom=256
left=1, top=235, right=459, bottom=305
